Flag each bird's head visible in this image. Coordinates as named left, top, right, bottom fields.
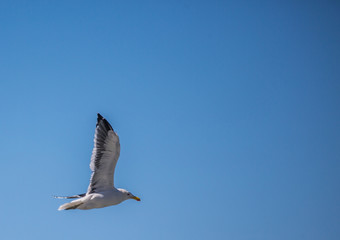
left=118, top=188, right=141, bottom=202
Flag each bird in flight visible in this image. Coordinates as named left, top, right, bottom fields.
left=56, top=113, right=140, bottom=210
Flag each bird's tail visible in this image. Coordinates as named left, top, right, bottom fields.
left=58, top=199, right=84, bottom=211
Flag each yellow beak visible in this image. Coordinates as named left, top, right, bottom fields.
left=132, top=196, right=141, bottom=201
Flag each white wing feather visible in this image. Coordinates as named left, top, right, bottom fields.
left=87, top=114, right=120, bottom=194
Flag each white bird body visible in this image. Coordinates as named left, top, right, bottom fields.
left=59, top=189, right=130, bottom=210
left=56, top=114, right=140, bottom=210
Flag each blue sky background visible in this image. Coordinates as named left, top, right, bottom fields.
left=0, top=1, right=339, bottom=239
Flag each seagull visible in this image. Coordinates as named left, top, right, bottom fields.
left=56, top=113, right=140, bottom=210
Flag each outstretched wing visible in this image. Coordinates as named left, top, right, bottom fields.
left=87, top=114, right=120, bottom=194
left=54, top=193, right=86, bottom=199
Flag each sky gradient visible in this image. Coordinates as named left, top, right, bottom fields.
left=0, top=1, right=339, bottom=239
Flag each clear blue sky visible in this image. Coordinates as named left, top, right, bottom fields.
left=0, top=1, right=339, bottom=239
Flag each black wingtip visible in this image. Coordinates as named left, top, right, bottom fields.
left=96, top=113, right=103, bottom=127
left=96, top=113, right=113, bottom=130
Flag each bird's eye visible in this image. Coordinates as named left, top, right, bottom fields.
left=127, top=193, right=130, bottom=196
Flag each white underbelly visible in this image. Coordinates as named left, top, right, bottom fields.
left=77, top=192, right=123, bottom=210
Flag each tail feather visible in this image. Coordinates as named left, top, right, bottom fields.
left=58, top=200, right=83, bottom=211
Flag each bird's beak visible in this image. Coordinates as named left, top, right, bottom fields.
left=132, top=196, right=141, bottom=201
